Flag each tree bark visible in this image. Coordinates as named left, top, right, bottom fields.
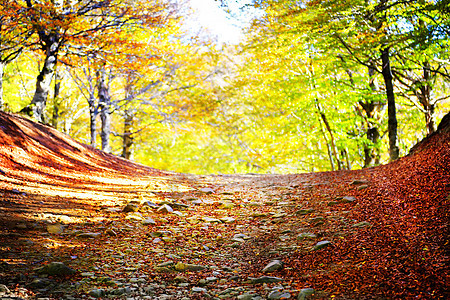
left=416, top=61, right=435, bottom=135
left=360, top=60, right=382, bottom=167
left=29, top=39, right=59, bottom=122
left=97, top=67, right=111, bottom=153
left=381, top=47, right=399, bottom=161
left=50, top=71, right=62, bottom=129
left=315, top=99, right=341, bottom=170
left=0, top=62, right=4, bottom=110
left=88, top=93, right=99, bottom=147
left=122, top=108, right=134, bottom=159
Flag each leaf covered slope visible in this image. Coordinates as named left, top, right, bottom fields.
left=0, top=111, right=448, bottom=299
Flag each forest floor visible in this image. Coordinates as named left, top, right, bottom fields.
left=0, top=111, right=448, bottom=300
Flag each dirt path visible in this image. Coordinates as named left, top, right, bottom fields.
left=0, top=170, right=359, bottom=300
left=0, top=111, right=448, bottom=299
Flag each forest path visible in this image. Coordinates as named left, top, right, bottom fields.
left=0, top=169, right=366, bottom=300
left=0, top=111, right=448, bottom=299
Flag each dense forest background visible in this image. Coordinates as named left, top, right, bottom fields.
left=1, top=0, right=449, bottom=174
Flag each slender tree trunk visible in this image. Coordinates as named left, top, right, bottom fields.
left=50, top=71, right=61, bottom=129
left=342, top=148, right=351, bottom=170
left=315, top=99, right=341, bottom=170
left=318, top=121, right=335, bottom=171
left=97, top=67, right=111, bottom=153
left=416, top=61, right=435, bottom=135
left=122, top=108, right=134, bottom=159
left=381, top=47, right=399, bottom=161
left=0, top=62, right=4, bottom=110
left=360, top=60, right=382, bottom=167
left=29, top=39, right=59, bottom=122
left=424, top=104, right=435, bottom=135
left=88, top=94, right=98, bottom=147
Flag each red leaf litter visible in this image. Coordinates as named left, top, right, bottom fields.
left=0, top=111, right=448, bottom=300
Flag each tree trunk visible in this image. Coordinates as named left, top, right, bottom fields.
left=50, top=71, right=62, bottom=129
left=318, top=122, right=335, bottom=171
left=29, top=40, right=59, bottom=122
left=424, top=103, right=435, bottom=135
left=363, top=127, right=380, bottom=166
left=315, top=99, right=341, bottom=170
left=0, top=62, right=4, bottom=110
left=360, top=60, right=382, bottom=168
left=381, top=47, right=399, bottom=161
left=416, top=61, right=435, bottom=135
left=88, top=93, right=98, bottom=147
left=97, top=67, right=111, bottom=153
left=122, top=108, right=134, bottom=159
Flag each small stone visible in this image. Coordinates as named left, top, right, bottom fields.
left=28, top=278, right=52, bottom=288
left=220, top=201, right=235, bottom=209
left=77, top=232, right=101, bottom=239
left=262, top=260, right=283, bottom=273
left=16, top=223, right=27, bottom=229
left=314, top=240, right=332, bottom=250
left=233, top=233, right=250, bottom=240
left=157, top=204, right=174, bottom=214
left=105, top=229, right=117, bottom=236
left=197, top=279, right=207, bottom=286
left=150, top=231, right=163, bottom=237
left=89, top=288, right=105, bottom=298
left=122, top=203, right=139, bottom=213
left=143, top=201, right=159, bottom=208
left=192, top=286, right=207, bottom=293
left=252, top=212, right=268, bottom=218
left=47, top=223, right=64, bottom=234
left=250, top=276, right=283, bottom=284
left=279, top=235, right=290, bottom=241
left=351, top=179, right=369, bottom=185
left=352, top=221, right=371, bottom=228
left=125, top=212, right=144, bottom=221
left=220, top=216, right=236, bottom=223
left=175, top=262, right=206, bottom=272
left=268, top=290, right=291, bottom=299
left=203, top=217, right=222, bottom=223
left=199, top=187, right=215, bottom=194
left=162, top=236, right=175, bottom=243
left=297, top=232, right=317, bottom=240
left=298, top=288, right=315, bottom=300
left=173, top=275, right=188, bottom=283
left=109, top=287, right=131, bottom=295
left=172, top=211, right=184, bottom=217
left=296, top=209, right=315, bottom=215
left=237, top=293, right=256, bottom=300
left=157, top=261, right=174, bottom=267
left=341, top=196, right=356, bottom=203
left=206, top=276, right=218, bottom=282
left=272, top=213, right=287, bottom=218
left=187, top=216, right=201, bottom=224
left=171, top=202, right=189, bottom=210
left=309, top=217, right=325, bottom=225
left=35, top=262, right=76, bottom=276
